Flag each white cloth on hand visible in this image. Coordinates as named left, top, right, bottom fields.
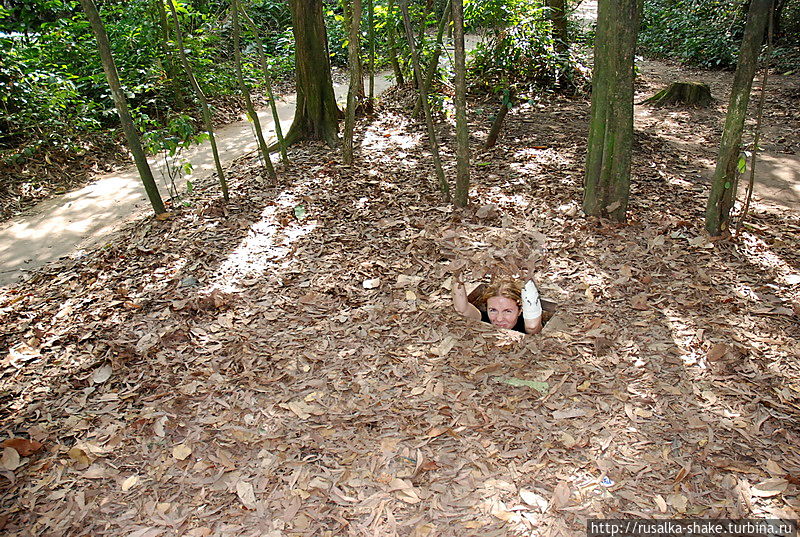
left=521, top=280, right=542, bottom=320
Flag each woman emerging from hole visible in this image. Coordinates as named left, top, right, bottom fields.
left=452, top=277, right=543, bottom=335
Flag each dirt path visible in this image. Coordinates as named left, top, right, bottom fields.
left=0, top=34, right=486, bottom=288
left=0, top=76, right=397, bottom=287
left=1, top=6, right=798, bottom=287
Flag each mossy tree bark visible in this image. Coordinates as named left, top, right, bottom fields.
left=343, top=0, right=363, bottom=165
left=452, top=0, right=470, bottom=207
left=79, top=0, right=165, bottom=215
left=705, top=0, right=772, bottom=237
left=583, top=0, right=642, bottom=222
left=642, top=82, right=712, bottom=106
left=231, top=0, right=276, bottom=180
left=167, top=0, right=228, bottom=201
left=285, top=0, right=340, bottom=147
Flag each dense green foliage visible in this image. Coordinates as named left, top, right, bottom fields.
left=0, top=0, right=292, bottom=166
left=639, top=0, right=746, bottom=68
left=639, top=0, right=800, bottom=69
left=465, top=0, right=587, bottom=92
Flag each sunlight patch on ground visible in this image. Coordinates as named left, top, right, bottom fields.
left=207, top=189, right=317, bottom=293
left=737, top=234, right=800, bottom=301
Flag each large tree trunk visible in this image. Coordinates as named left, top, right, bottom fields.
left=285, top=0, right=340, bottom=147
left=79, top=0, right=165, bottom=216
left=582, top=0, right=642, bottom=222
left=705, top=0, right=772, bottom=236
left=231, top=0, right=276, bottom=180
left=343, top=0, right=363, bottom=165
left=452, top=0, right=470, bottom=207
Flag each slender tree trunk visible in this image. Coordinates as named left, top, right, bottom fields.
left=400, top=0, right=450, bottom=201
left=167, top=1, right=228, bottom=201
left=344, top=0, right=363, bottom=165
left=452, top=0, right=470, bottom=207
left=285, top=0, right=340, bottom=147
left=547, top=0, right=569, bottom=55
left=484, top=92, right=512, bottom=149
left=79, top=0, right=165, bottom=215
left=238, top=4, right=289, bottom=164
left=343, top=1, right=365, bottom=102
left=413, top=0, right=451, bottom=118
left=582, top=0, right=642, bottom=222
left=231, top=0, right=276, bottom=180
left=737, top=1, right=774, bottom=235
left=387, top=0, right=405, bottom=85
left=368, top=0, right=375, bottom=106
left=705, top=0, right=772, bottom=236
left=416, top=0, right=434, bottom=53
left=153, top=0, right=185, bottom=109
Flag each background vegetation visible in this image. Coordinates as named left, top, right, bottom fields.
left=1, top=0, right=799, bottom=183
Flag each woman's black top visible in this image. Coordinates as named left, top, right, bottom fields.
left=480, top=310, right=527, bottom=334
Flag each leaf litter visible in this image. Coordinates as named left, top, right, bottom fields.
left=0, top=63, right=799, bottom=536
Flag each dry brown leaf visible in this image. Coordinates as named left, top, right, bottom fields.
left=91, top=364, right=113, bottom=384
left=172, top=443, right=192, bottom=461
left=550, top=481, right=571, bottom=510
left=752, top=478, right=788, bottom=497
left=1, top=438, right=43, bottom=457
left=1, top=448, right=20, bottom=471
left=236, top=480, right=257, bottom=509
left=121, top=474, right=140, bottom=492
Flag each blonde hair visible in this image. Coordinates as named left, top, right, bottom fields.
left=480, top=278, right=522, bottom=308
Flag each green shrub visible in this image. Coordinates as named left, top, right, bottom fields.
left=639, top=0, right=745, bottom=68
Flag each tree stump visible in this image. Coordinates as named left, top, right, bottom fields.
left=641, top=82, right=712, bottom=106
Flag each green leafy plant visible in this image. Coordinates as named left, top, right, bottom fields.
left=141, top=114, right=208, bottom=202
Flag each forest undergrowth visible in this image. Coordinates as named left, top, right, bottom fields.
left=0, top=66, right=799, bottom=536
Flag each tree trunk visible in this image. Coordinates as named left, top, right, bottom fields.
left=705, top=0, right=771, bottom=236
left=153, top=0, right=185, bottom=109
left=452, top=0, right=470, bottom=207
left=547, top=0, right=569, bottom=55
left=167, top=0, right=228, bottom=202
left=367, top=0, right=375, bottom=106
left=285, top=0, right=340, bottom=147
left=582, top=0, right=642, bottom=222
left=412, top=0, right=452, bottom=118
left=79, top=0, right=165, bottom=215
left=484, top=96, right=511, bottom=149
left=231, top=0, right=276, bottom=180
left=343, top=0, right=363, bottom=165
left=238, top=3, right=289, bottom=164
left=343, top=1, right=365, bottom=102
left=641, top=81, right=712, bottom=106
left=400, top=0, right=450, bottom=202
left=386, top=0, right=405, bottom=85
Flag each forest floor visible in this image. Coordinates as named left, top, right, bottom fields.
left=0, top=57, right=800, bottom=536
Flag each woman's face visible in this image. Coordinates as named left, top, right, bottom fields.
left=486, top=296, right=521, bottom=329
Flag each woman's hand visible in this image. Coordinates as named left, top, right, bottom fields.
left=452, top=272, right=481, bottom=321
left=521, top=280, right=543, bottom=334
